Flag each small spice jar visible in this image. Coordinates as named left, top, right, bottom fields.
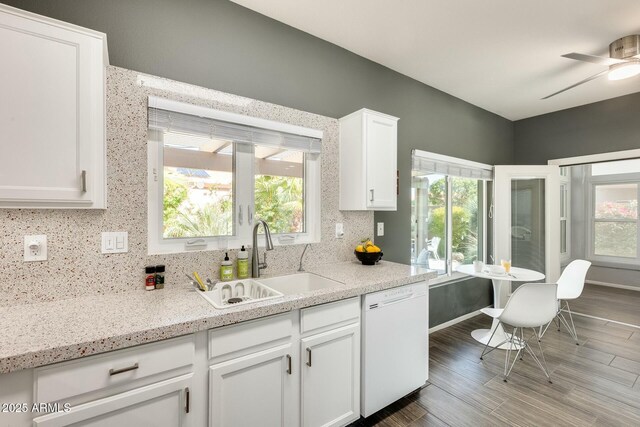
left=155, top=265, right=165, bottom=289
left=145, top=266, right=156, bottom=291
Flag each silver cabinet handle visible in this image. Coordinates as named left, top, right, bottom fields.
left=81, top=170, right=87, bottom=193
left=248, top=205, right=253, bottom=226
left=238, top=204, right=243, bottom=225
left=306, top=348, right=312, bottom=367
left=286, top=354, right=292, bottom=375
left=109, top=363, right=138, bottom=376
left=369, top=189, right=374, bottom=202
left=185, top=387, right=190, bottom=413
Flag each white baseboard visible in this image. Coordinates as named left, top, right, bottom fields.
left=586, top=280, right=640, bottom=292
left=429, top=307, right=489, bottom=333
left=567, top=310, right=640, bottom=330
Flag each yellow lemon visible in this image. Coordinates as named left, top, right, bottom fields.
left=355, top=245, right=364, bottom=252
left=366, top=245, right=379, bottom=253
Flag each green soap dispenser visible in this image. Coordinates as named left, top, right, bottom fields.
left=220, top=252, right=234, bottom=281
left=237, top=245, right=249, bottom=279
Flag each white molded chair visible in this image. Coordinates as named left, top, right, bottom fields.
left=480, top=283, right=558, bottom=382
left=426, top=236, right=441, bottom=260
left=541, top=260, right=591, bottom=344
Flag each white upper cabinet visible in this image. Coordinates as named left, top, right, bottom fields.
left=0, top=4, right=107, bottom=208
left=339, top=109, right=398, bottom=211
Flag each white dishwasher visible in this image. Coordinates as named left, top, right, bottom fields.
left=361, top=281, right=429, bottom=417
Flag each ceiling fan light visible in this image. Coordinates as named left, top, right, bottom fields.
left=608, top=61, right=640, bottom=80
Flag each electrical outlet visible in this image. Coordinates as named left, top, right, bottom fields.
left=377, top=222, right=384, bottom=236
left=335, top=223, right=344, bottom=239
left=24, top=235, right=47, bottom=262
left=102, top=232, right=128, bottom=254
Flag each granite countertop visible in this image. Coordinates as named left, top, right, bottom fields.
left=0, top=261, right=436, bottom=374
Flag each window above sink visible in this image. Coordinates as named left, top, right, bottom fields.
left=147, top=97, right=323, bottom=254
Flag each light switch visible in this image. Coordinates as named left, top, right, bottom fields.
left=335, top=223, right=344, bottom=239
left=377, top=222, right=384, bottom=236
left=102, top=232, right=128, bottom=254
left=105, top=234, right=114, bottom=250
left=116, top=234, right=125, bottom=250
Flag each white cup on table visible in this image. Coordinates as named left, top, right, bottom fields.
left=473, top=260, right=483, bottom=273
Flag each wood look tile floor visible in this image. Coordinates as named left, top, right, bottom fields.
left=570, top=284, right=640, bottom=326
left=350, top=288, right=640, bottom=427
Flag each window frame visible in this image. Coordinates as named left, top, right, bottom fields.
left=410, top=150, right=492, bottom=276
left=586, top=167, right=640, bottom=268
left=147, top=101, right=322, bottom=255
left=559, top=167, right=571, bottom=264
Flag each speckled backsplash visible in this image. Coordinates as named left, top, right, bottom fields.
left=0, top=66, right=373, bottom=306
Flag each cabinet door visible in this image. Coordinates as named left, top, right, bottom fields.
left=209, top=343, right=296, bottom=427
left=33, top=374, right=193, bottom=427
left=301, top=323, right=360, bottom=427
left=365, top=114, right=397, bottom=210
left=0, top=6, right=106, bottom=208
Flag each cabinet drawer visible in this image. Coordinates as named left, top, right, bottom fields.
left=301, top=297, right=360, bottom=336
left=35, top=335, right=195, bottom=403
left=209, top=312, right=293, bottom=362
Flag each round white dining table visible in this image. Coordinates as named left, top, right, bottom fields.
left=456, top=264, right=545, bottom=350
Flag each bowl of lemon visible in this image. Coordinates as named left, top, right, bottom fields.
left=354, top=238, right=383, bottom=265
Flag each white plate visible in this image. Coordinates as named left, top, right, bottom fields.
left=484, top=270, right=507, bottom=276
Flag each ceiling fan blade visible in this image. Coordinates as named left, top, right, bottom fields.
left=562, top=52, right=627, bottom=66
left=542, top=69, right=609, bottom=100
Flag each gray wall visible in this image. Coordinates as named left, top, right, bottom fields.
left=515, top=93, right=640, bottom=289
left=5, top=0, right=512, bottom=325
left=514, top=92, right=640, bottom=165
left=430, top=278, right=492, bottom=327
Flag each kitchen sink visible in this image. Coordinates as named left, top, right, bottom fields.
left=197, top=278, right=283, bottom=309
left=258, top=272, right=343, bottom=295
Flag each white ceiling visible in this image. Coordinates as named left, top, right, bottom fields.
left=231, top=0, right=640, bottom=120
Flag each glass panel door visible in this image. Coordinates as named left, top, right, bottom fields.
left=494, top=166, right=561, bottom=298
left=511, top=179, right=546, bottom=277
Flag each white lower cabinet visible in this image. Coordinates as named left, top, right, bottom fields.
left=207, top=298, right=361, bottom=427
left=33, top=374, right=194, bottom=427
left=209, top=343, right=296, bottom=427
left=0, top=299, right=363, bottom=427
left=301, top=323, right=360, bottom=427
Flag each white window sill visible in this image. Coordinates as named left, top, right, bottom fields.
left=587, top=258, right=640, bottom=271
left=428, top=271, right=480, bottom=288
left=149, top=234, right=318, bottom=255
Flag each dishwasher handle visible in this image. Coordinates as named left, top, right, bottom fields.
left=369, top=293, right=415, bottom=309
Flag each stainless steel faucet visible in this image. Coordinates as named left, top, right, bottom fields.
left=252, top=220, right=274, bottom=278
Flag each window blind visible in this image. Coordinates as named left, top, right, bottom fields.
left=412, top=149, right=493, bottom=180
left=148, top=106, right=322, bottom=154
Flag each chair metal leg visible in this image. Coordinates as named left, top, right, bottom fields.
left=565, top=301, right=579, bottom=345
left=558, top=300, right=579, bottom=345
left=539, top=303, right=563, bottom=341
left=500, top=327, right=553, bottom=383
left=531, top=328, right=552, bottom=383
left=504, top=327, right=525, bottom=382
left=480, top=321, right=508, bottom=360
left=539, top=319, right=554, bottom=340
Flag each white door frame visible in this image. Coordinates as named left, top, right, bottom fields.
left=494, top=165, right=561, bottom=283
left=548, top=148, right=640, bottom=167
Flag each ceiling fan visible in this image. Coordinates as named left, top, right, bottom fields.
left=543, top=34, right=640, bottom=99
